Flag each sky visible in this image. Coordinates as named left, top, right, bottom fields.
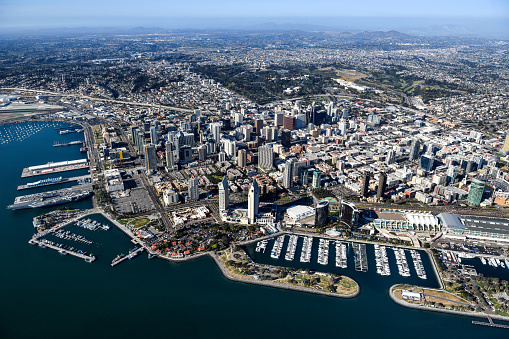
left=0, top=0, right=508, bottom=33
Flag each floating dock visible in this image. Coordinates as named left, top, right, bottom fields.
left=21, top=159, right=89, bottom=178
left=472, top=316, right=509, bottom=329
left=17, top=175, right=91, bottom=190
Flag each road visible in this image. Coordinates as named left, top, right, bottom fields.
left=0, top=87, right=194, bottom=113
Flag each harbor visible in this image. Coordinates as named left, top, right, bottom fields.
left=17, top=174, right=91, bottom=190
left=21, top=159, right=89, bottom=178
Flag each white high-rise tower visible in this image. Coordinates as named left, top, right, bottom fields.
left=219, top=176, right=229, bottom=211
left=248, top=179, right=259, bottom=224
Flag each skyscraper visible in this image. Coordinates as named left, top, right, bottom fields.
left=409, top=139, right=421, bottom=160
left=283, top=115, right=294, bottom=130
left=188, top=177, right=199, bottom=201
left=210, top=123, right=221, bottom=147
left=315, top=200, right=329, bottom=227
left=248, top=179, right=259, bottom=224
left=467, top=180, right=486, bottom=206
left=198, top=145, right=207, bottom=162
left=312, top=170, right=321, bottom=188
left=419, top=155, right=435, bottom=172
left=238, top=149, right=247, bottom=168
left=386, top=150, right=395, bottom=165
left=150, top=126, right=157, bottom=144
left=259, top=144, right=273, bottom=170
left=218, top=176, right=229, bottom=211
left=145, top=143, right=157, bottom=173
left=281, top=129, right=291, bottom=148
left=165, top=140, right=174, bottom=170
left=283, top=158, right=294, bottom=189
left=301, top=168, right=309, bottom=186
left=377, top=172, right=387, bottom=199
left=254, top=119, right=263, bottom=133
left=361, top=173, right=370, bottom=198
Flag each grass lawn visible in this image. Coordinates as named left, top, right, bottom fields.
left=130, top=218, right=150, bottom=228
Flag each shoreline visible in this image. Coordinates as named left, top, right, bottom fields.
left=388, top=284, right=509, bottom=323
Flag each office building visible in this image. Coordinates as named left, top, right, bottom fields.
left=210, top=122, right=221, bottom=146
left=409, top=139, right=421, bottom=160
left=274, top=113, right=284, bottom=127
left=198, top=145, right=207, bottom=162
left=503, top=131, right=509, bottom=154
left=281, top=129, right=291, bottom=148
left=188, top=177, right=199, bottom=201
left=218, top=176, right=229, bottom=211
left=467, top=180, right=486, bottom=206
left=283, top=115, right=294, bottom=130
left=419, top=155, right=435, bottom=172
left=386, top=150, right=395, bottom=165
left=165, top=141, right=175, bottom=170
left=145, top=143, right=157, bottom=173
left=150, top=126, right=157, bottom=144
left=301, top=168, right=309, bottom=186
left=248, top=179, right=259, bottom=224
left=254, top=119, right=263, bottom=133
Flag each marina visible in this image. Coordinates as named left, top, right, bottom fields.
left=255, top=239, right=268, bottom=253
left=270, top=235, right=285, bottom=259
left=53, top=229, right=93, bottom=245
left=28, top=238, right=96, bottom=262
left=299, top=236, right=313, bottom=263
left=76, top=218, right=110, bottom=231
left=374, top=244, right=391, bottom=276
left=353, top=243, right=368, bottom=272
left=317, top=239, right=329, bottom=265
left=394, top=248, right=411, bottom=277
left=335, top=242, right=348, bottom=268
left=284, top=234, right=298, bottom=261
left=410, top=250, right=427, bottom=279
left=17, top=174, right=91, bottom=190
left=21, top=159, right=89, bottom=178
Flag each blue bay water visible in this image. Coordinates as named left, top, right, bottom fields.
left=0, top=121, right=508, bottom=338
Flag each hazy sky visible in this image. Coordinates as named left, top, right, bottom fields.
left=1, top=0, right=509, bottom=30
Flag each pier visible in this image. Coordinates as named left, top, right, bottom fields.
left=472, top=315, right=509, bottom=329
left=17, top=174, right=91, bottom=190
left=28, top=238, right=96, bottom=262
left=111, top=247, right=144, bottom=267
left=53, top=140, right=83, bottom=147
left=21, top=159, right=89, bottom=178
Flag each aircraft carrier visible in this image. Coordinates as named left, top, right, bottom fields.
left=7, top=187, right=92, bottom=210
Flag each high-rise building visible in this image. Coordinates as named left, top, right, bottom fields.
left=274, top=113, right=284, bottom=127
left=165, top=141, right=175, bottom=170
left=254, top=119, right=263, bottom=133
left=312, top=170, right=321, bottom=188
left=301, top=168, right=309, bottom=186
left=467, top=180, right=486, bottom=206
left=145, top=143, right=157, bottom=173
left=315, top=201, right=329, bottom=227
left=361, top=173, right=370, bottom=198
left=503, top=131, right=509, bottom=154
left=283, top=158, right=294, bottom=189
left=218, top=176, right=229, bottom=211
left=283, top=115, right=294, bottom=130
left=242, top=125, right=252, bottom=141
left=188, top=177, right=199, bottom=201
left=210, top=123, right=221, bottom=146
left=377, top=172, right=387, bottom=199
left=259, top=144, right=273, bottom=170
left=419, top=155, right=435, bottom=172
left=248, top=179, right=259, bottom=224
left=281, top=129, right=291, bottom=148
left=179, top=146, right=193, bottom=164
left=446, top=166, right=457, bottom=183
left=218, top=151, right=226, bottom=162
left=386, top=150, right=395, bottom=165
left=409, top=139, right=421, bottom=160
left=150, top=126, right=157, bottom=144
left=223, top=138, right=237, bottom=159
left=198, top=145, right=207, bottom=162
left=238, top=149, right=247, bottom=168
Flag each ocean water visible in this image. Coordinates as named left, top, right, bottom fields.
left=1, top=121, right=508, bottom=338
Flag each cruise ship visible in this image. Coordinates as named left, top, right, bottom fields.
left=26, top=176, right=63, bottom=188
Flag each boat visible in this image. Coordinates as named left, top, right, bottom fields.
left=148, top=253, right=157, bottom=259
left=480, top=257, right=487, bottom=265
left=26, top=176, right=63, bottom=188
left=111, top=254, right=125, bottom=266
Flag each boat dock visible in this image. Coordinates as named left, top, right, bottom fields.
left=21, top=159, right=89, bottom=178
left=111, top=247, right=144, bottom=267
left=17, top=175, right=91, bottom=190
left=53, top=140, right=83, bottom=147
left=472, top=315, right=509, bottom=329
left=28, top=238, right=96, bottom=262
